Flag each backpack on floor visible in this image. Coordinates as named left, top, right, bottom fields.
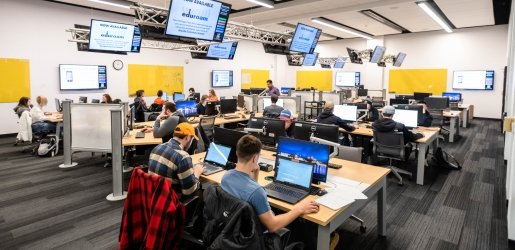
left=430, top=147, right=462, bottom=170
left=36, top=136, right=58, bottom=157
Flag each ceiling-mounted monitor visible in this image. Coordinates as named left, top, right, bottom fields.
left=393, top=52, right=406, bottom=67
left=347, top=47, right=363, bottom=64
left=335, top=72, right=360, bottom=87
left=452, top=70, right=494, bottom=90
left=302, top=52, right=319, bottom=66
left=165, top=0, right=231, bottom=42
left=207, top=42, right=238, bottom=59
left=369, top=46, right=386, bottom=63
left=321, top=64, right=331, bottom=69
left=59, top=64, right=107, bottom=90
left=333, top=57, right=345, bottom=68
left=289, top=23, right=322, bottom=54
left=88, top=19, right=141, bottom=53
left=286, top=55, right=302, bottom=66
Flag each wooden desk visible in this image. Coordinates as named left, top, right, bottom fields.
left=122, top=128, right=162, bottom=146
left=443, top=110, right=461, bottom=142
left=192, top=150, right=390, bottom=250
left=341, top=124, right=440, bottom=185
left=458, top=104, right=473, bottom=127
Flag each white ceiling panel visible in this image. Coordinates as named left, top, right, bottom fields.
left=324, top=11, right=402, bottom=36
left=373, top=2, right=443, bottom=32
left=435, top=0, right=495, bottom=28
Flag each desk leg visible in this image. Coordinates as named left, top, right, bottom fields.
left=462, top=108, right=468, bottom=128
left=317, top=225, right=331, bottom=250
left=378, top=177, right=387, bottom=236
left=449, top=117, right=456, bottom=143
left=417, top=143, right=427, bottom=185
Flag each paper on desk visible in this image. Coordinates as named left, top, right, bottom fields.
left=327, top=175, right=361, bottom=188
left=316, top=190, right=355, bottom=210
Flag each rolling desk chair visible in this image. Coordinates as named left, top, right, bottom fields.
left=428, top=109, right=449, bottom=141
left=372, top=130, right=412, bottom=185
left=199, top=116, right=216, bottom=142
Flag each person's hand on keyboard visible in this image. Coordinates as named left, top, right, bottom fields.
left=193, top=164, right=204, bottom=178
left=294, top=200, right=320, bottom=214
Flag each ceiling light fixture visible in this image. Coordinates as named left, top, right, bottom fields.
left=89, top=0, right=131, bottom=9
left=312, top=17, right=374, bottom=40
left=247, top=0, right=274, bottom=9
left=416, top=0, right=455, bottom=33
left=360, top=9, right=410, bottom=33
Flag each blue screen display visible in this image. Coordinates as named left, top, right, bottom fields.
left=175, top=100, right=197, bottom=117
left=276, top=157, right=313, bottom=189
left=174, top=93, right=186, bottom=102
left=302, top=52, right=319, bottom=66
left=442, top=92, right=461, bottom=102
left=205, top=142, right=231, bottom=166
left=207, top=42, right=238, bottom=59
left=277, top=137, right=329, bottom=183
left=289, top=23, right=322, bottom=54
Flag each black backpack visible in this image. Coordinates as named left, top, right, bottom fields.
left=430, top=147, right=462, bottom=170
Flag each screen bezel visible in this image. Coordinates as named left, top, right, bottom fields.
left=59, top=64, right=108, bottom=91
left=452, top=70, right=495, bottom=90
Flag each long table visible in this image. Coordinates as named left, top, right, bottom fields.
left=193, top=150, right=390, bottom=250
left=341, top=124, right=440, bottom=185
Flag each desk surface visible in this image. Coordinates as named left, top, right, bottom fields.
left=443, top=110, right=461, bottom=117
left=194, top=150, right=390, bottom=226
left=341, top=123, right=440, bottom=144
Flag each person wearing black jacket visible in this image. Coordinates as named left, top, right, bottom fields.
left=317, top=101, right=356, bottom=132
left=365, top=100, right=379, bottom=122
left=417, top=101, right=433, bottom=127
left=372, top=106, right=424, bottom=143
left=196, top=95, right=208, bottom=115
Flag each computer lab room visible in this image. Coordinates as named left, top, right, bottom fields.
left=1, top=0, right=515, bottom=249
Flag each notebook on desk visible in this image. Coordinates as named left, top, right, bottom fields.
left=264, top=156, right=314, bottom=204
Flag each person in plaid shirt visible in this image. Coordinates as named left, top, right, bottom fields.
left=148, top=122, right=204, bottom=197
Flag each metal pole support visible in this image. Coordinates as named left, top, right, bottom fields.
left=58, top=100, right=78, bottom=169
left=106, top=108, right=127, bottom=201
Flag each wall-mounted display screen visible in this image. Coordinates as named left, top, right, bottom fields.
left=89, top=19, right=141, bottom=52
left=206, top=42, right=238, bottom=59
left=289, top=23, right=321, bottom=54
left=212, top=70, right=233, bottom=87
left=452, top=70, right=494, bottom=90
left=393, top=52, right=406, bottom=67
left=369, top=46, right=386, bottom=63
left=302, top=52, right=319, bottom=66
left=335, top=71, right=360, bottom=87
left=165, top=0, right=231, bottom=42
left=59, top=64, right=107, bottom=90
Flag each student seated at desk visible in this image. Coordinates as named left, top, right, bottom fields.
left=208, top=89, right=219, bottom=102
left=196, top=95, right=208, bottom=115
left=142, top=102, right=187, bottom=143
left=101, top=94, right=112, bottom=104
left=279, top=109, right=294, bottom=137
left=154, top=90, right=166, bottom=106
left=187, top=88, right=196, bottom=100
left=372, top=106, right=424, bottom=143
left=221, top=135, right=319, bottom=233
left=317, top=101, right=356, bottom=132
left=30, top=96, right=58, bottom=134
left=148, top=123, right=204, bottom=198
left=263, top=94, right=284, bottom=118
left=134, top=90, right=149, bottom=122
left=417, top=101, right=433, bottom=127
left=13, top=97, right=31, bottom=118
left=364, top=100, right=379, bottom=122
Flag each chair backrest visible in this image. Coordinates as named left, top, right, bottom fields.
left=200, top=116, right=216, bottom=140
left=372, top=130, right=405, bottom=160
left=336, top=146, right=363, bottom=163
left=428, top=109, right=444, bottom=127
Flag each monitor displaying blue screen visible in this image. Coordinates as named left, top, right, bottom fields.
left=275, top=157, right=313, bottom=189
left=333, top=57, right=345, bottom=68
left=205, top=142, right=231, bottom=166
left=175, top=100, right=197, bottom=117
left=369, top=46, right=385, bottom=63
left=277, top=137, right=329, bottom=183
left=280, top=87, right=291, bottom=95
left=302, top=52, right=319, bottom=66
left=207, top=42, right=238, bottom=59
left=173, top=93, right=186, bottom=102
left=442, top=92, right=462, bottom=102
left=289, top=23, right=322, bottom=54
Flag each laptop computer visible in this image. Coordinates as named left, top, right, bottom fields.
left=264, top=156, right=314, bottom=204
left=202, top=142, right=231, bottom=176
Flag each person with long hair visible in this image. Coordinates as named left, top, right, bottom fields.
left=101, top=94, right=113, bottom=104
left=13, top=96, right=31, bottom=118
left=208, top=89, right=219, bottom=102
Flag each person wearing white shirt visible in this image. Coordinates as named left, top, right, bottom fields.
left=30, top=96, right=57, bottom=134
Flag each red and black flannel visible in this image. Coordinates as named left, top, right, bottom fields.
left=119, top=168, right=186, bottom=250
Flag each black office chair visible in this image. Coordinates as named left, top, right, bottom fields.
left=199, top=116, right=216, bottom=142
left=372, top=130, right=412, bottom=185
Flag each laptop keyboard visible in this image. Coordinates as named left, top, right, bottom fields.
left=266, top=183, right=305, bottom=199
left=135, top=132, right=145, bottom=138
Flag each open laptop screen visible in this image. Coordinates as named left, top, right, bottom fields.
left=393, top=109, right=418, bottom=128
left=275, top=157, right=313, bottom=189
left=205, top=142, right=231, bottom=166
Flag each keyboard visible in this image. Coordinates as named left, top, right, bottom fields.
left=328, top=162, right=342, bottom=169
left=202, top=163, right=223, bottom=176
left=135, top=132, right=145, bottom=138
left=223, top=114, right=240, bottom=119
left=265, top=183, right=305, bottom=200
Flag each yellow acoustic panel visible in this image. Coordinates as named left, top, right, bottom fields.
left=241, top=69, right=270, bottom=89
left=128, top=64, right=184, bottom=96
left=388, top=69, right=447, bottom=95
left=0, top=58, right=30, bottom=103
left=296, top=70, right=332, bottom=91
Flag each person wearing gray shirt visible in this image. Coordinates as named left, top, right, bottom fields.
left=263, top=94, right=284, bottom=118
left=141, top=102, right=186, bottom=143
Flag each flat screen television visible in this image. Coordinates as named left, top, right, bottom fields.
left=442, top=92, right=462, bottom=102
left=369, top=46, right=386, bottom=63
left=206, top=42, right=238, bottom=59
left=89, top=19, right=141, bottom=53
left=335, top=72, right=360, bottom=87
left=393, top=52, right=406, bottom=67
left=289, top=23, right=322, bottom=54
left=59, top=64, right=107, bottom=90
left=175, top=100, right=198, bottom=117
left=165, top=0, right=231, bottom=42
left=302, top=52, right=319, bottom=66
left=212, top=70, right=233, bottom=87
left=333, top=57, right=345, bottom=68
left=452, top=70, right=494, bottom=90
left=347, top=47, right=363, bottom=64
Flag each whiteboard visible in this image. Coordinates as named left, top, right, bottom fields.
left=71, top=103, right=123, bottom=152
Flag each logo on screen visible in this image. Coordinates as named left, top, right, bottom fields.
left=182, top=8, right=210, bottom=21
left=101, top=31, right=124, bottom=39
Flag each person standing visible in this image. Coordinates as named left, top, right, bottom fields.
left=265, top=80, right=280, bottom=96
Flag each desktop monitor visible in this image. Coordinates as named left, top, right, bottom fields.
left=333, top=105, right=357, bottom=122
left=55, top=98, right=62, bottom=112
left=79, top=96, right=87, bottom=103
left=237, top=95, right=245, bottom=108
left=393, top=104, right=424, bottom=126
left=263, top=98, right=284, bottom=109
left=205, top=102, right=219, bottom=116
left=357, top=89, right=368, bottom=97
left=442, top=92, right=462, bottom=102
left=390, top=98, right=410, bottom=105
left=413, top=92, right=432, bottom=101
left=173, top=93, right=186, bottom=102
left=289, top=23, right=322, bottom=54
left=175, top=100, right=198, bottom=117
left=393, top=109, right=418, bottom=128
left=250, top=88, right=265, bottom=95
left=247, top=117, right=285, bottom=147
left=187, top=92, right=200, bottom=103
left=162, top=92, right=168, bottom=101
left=281, top=87, right=291, bottom=95
left=396, top=95, right=414, bottom=100
left=292, top=121, right=339, bottom=143
left=277, top=137, right=330, bottom=183
left=213, top=127, right=247, bottom=164
left=91, top=99, right=100, bottom=103
left=220, top=99, right=237, bottom=114
left=369, top=46, right=386, bottom=63
left=424, top=97, right=450, bottom=110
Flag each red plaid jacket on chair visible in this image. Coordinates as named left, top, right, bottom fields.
left=119, top=168, right=186, bottom=250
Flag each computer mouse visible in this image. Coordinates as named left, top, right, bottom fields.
left=264, top=176, right=274, bottom=181
left=317, top=189, right=328, bottom=196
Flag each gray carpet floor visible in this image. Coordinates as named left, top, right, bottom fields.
left=0, top=119, right=508, bottom=249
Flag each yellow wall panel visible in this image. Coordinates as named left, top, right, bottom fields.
left=241, top=69, right=269, bottom=89
left=388, top=69, right=448, bottom=95
left=0, top=58, right=30, bottom=103
left=128, top=64, right=184, bottom=96
left=296, top=70, right=332, bottom=91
